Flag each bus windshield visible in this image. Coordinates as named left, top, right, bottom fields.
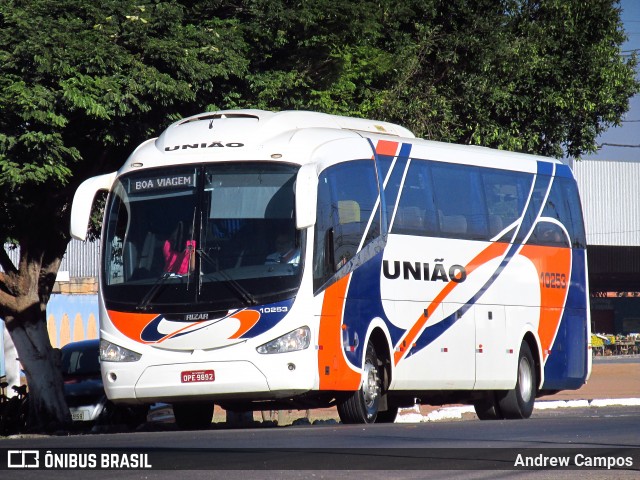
left=102, top=162, right=303, bottom=313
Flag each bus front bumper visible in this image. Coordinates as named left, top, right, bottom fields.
left=103, top=360, right=272, bottom=403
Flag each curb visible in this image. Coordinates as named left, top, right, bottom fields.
left=396, top=398, right=640, bottom=423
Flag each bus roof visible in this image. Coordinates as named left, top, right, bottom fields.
left=120, top=109, right=567, bottom=176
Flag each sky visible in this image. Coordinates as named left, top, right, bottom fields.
left=584, top=0, right=640, bottom=161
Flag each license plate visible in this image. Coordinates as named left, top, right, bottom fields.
left=70, top=408, right=91, bottom=421
left=181, top=370, right=215, bottom=383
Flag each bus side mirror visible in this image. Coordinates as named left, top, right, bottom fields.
left=70, top=172, right=117, bottom=241
left=295, top=164, right=318, bottom=230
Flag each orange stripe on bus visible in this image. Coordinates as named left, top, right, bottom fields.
left=376, top=140, right=399, bottom=156
left=520, top=245, right=572, bottom=361
left=393, top=241, right=510, bottom=365
left=229, top=309, right=261, bottom=339
left=318, top=274, right=361, bottom=390
left=107, top=310, right=157, bottom=343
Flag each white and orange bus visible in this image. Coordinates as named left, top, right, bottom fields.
left=70, top=110, right=591, bottom=428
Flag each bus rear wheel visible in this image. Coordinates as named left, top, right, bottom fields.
left=473, top=393, right=504, bottom=420
left=173, top=401, right=214, bottom=430
left=337, top=341, right=381, bottom=424
left=496, top=341, right=537, bottom=419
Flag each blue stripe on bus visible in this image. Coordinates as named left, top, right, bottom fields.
left=342, top=251, right=405, bottom=367
left=542, top=248, right=589, bottom=389
left=398, top=142, right=413, bottom=159
left=537, top=160, right=554, bottom=176
left=555, top=163, right=573, bottom=179
left=514, top=172, right=551, bottom=245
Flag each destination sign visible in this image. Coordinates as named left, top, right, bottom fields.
left=129, top=173, right=196, bottom=193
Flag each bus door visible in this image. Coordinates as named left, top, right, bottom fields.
left=474, top=304, right=512, bottom=389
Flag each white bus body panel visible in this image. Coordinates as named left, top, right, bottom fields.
left=77, top=109, right=590, bottom=409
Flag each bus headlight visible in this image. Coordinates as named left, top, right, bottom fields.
left=100, top=339, right=142, bottom=362
left=256, top=327, right=310, bottom=354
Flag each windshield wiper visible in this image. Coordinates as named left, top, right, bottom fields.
left=196, top=249, right=257, bottom=306
left=136, top=271, right=193, bottom=311
left=136, top=272, right=172, bottom=311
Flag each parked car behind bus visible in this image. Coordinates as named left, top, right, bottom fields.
left=60, top=339, right=147, bottom=430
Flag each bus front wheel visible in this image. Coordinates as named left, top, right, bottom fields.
left=337, top=341, right=381, bottom=424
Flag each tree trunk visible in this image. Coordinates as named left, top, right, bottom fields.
left=6, top=306, right=72, bottom=432
left=0, top=220, right=73, bottom=432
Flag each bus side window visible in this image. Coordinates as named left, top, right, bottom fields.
left=390, top=159, right=437, bottom=236
left=335, top=200, right=361, bottom=267
left=528, top=175, right=584, bottom=249
left=431, top=163, right=488, bottom=240
left=313, top=160, right=379, bottom=292
left=380, top=154, right=410, bottom=232
left=483, top=170, right=533, bottom=240
left=559, top=177, right=587, bottom=249
left=531, top=222, right=570, bottom=247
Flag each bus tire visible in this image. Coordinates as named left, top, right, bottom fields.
left=473, top=393, right=504, bottom=420
left=173, top=401, right=214, bottom=430
left=497, top=341, right=536, bottom=419
left=337, top=341, right=381, bottom=424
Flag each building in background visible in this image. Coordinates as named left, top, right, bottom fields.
left=573, top=158, right=640, bottom=335
left=2, top=240, right=99, bottom=352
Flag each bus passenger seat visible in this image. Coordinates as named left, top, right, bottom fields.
left=488, top=215, right=503, bottom=236
left=338, top=200, right=360, bottom=224
left=396, top=207, right=424, bottom=230
left=139, top=232, right=157, bottom=270
left=440, top=214, right=467, bottom=235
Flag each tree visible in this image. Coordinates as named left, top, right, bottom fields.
left=202, top=0, right=637, bottom=157
left=0, top=0, right=247, bottom=431
left=0, top=0, right=636, bottom=432
left=373, top=0, right=639, bottom=158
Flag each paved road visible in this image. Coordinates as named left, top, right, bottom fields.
left=1, top=356, right=638, bottom=479
left=1, top=405, right=638, bottom=479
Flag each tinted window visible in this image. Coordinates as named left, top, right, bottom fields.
left=313, top=160, right=380, bottom=290
left=380, top=155, right=410, bottom=232
left=391, top=159, right=438, bottom=236
left=483, top=170, right=532, bottom=238
left=528, top=176, right=586, bottom=248
left=372, top=156, right=584, bottom=251
left=562, top=178, right=587, bottom=248
left=431, top=163, right=488, bottom=240
left=389, top=160, right=535, bottom=242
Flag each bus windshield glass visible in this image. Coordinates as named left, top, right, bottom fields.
left=102, top=163, right=303, bottom=312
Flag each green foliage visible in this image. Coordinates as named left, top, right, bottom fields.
left=375, top=0, right=639, bottom=158
left=0, top=0, right=248, bottom=244
left=0, top=0, right=636, bottom=432
left=0, top=0, right=635, bottom=246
